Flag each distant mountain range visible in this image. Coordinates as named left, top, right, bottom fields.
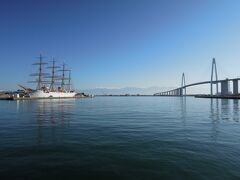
left=79, top=86, right=176, bottom=95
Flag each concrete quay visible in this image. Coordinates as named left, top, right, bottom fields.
left=195, top=95, right=240, bottom=99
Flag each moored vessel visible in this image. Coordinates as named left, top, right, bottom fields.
left=27, top=54, right=77, bottom=98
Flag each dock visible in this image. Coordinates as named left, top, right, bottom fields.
left=195, top=95, right=240, bottom=99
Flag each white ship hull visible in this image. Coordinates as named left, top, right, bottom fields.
left=29, top=90, right=77, bottom=98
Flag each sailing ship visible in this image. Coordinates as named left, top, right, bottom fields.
left=27, top=54, right=77, bottom=98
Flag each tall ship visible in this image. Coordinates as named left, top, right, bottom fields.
left=27, top=54, right=77, bottom=98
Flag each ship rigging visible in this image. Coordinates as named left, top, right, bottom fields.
left=26, top=54, right=76, bottom=98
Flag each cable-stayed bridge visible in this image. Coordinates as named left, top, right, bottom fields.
left=153, top=58, right=239, bottom=96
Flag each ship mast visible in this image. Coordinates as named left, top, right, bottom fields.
left=30, top=54, right=48, bottom=90
left=61, top=63, right=65, bottom=91
left=58, top=63, right=71, bottom=92
left=65, top=70, right=72, bottom=91
left=47, top=59, right=61, bottom=91
left=68, top=70, right=71, bottom=91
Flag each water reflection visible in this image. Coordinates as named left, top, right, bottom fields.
left=233, top=100, right=239, bottom=122
left=35, top=99, right=74, bottom=125
left=210, top=99, right=220, bottom=142
left=210, top=99, right=240, bottom=122
left=210, top=99, right=220, bottom=122
left=221, top=99, right=230, bottom=121
left=209, top=99, right=240, bottom=141
left=180, top=97, right=187, bottom=125
left=33, top=99, right=75, bottom=144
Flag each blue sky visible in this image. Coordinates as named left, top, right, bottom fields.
left=1, top=0, right=240, bottom=91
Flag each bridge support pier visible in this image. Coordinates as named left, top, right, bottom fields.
left=177, top=89, right=179, bottom=96
left=180, top=88, right=186, bottom=96
left=233, top=80, right=238, bottom=95
left=221, top=80, right=229, bottom=95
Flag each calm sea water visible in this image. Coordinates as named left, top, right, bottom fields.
left=0, top=97, right=240, bottom=179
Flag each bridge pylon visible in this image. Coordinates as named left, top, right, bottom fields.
left=210, top=58, right=218, bottom=95
left=181, top=73, right=186, bottom=96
